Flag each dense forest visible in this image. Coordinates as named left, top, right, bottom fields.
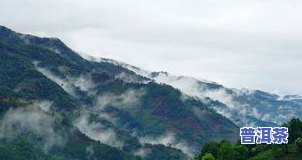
left=0, top=25, right=238, bottom=160
left=194, top=118, right=302, bottom=160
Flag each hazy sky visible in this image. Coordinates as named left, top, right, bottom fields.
left=1, top=0, right=302, bottom=95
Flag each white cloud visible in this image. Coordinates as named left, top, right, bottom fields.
left=75, top=114, right=124, bottom=148
left=35, top=64, right=96, bottom=96
left=1, top=0, right=302, bottom=95
left=114, top=72, right=148, bottom=84
left=95, top=89, right=146, bottom=111
left=35, top=100, right=53, bottom=113
left=0, top=106, right=66, bottom=152
left=133, top=147, right=152, bottom=158
left=138, top=132, right=194, bottom=157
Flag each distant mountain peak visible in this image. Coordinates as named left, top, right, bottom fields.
left=97, top=56, right=302, bottom=127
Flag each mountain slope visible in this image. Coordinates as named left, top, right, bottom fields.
left=0, top=26, right=239, bottom=159
left=98, top=58, right=302, bottom=127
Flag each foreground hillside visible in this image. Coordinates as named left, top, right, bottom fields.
left=195, top=118, right=302, bottom=160
left=0, top=26, right=239, bottom=159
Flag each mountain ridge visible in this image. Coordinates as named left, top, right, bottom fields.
left=89, top=56, right=302, bottom=127
left=0, top=25, right=240, bottom=159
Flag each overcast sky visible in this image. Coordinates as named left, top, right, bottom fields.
left=1, top=0, right=302, bottom=95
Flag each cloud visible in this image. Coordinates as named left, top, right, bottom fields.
left=138, top=132, right=194, bottom=157
left=1, top=0, right=302, bottom=95
left=142, top=71, right=296, bottom=126
left=114, top=72, right=148, bottom=84
left=35, top=64, right=96, bottom=96
left=0, top=105, right=66, bottom=152
left=86, top=145, right=95, bottom=159
left=148, top=72, right=239, bottom=108
left=133, top=147, right=152, bottom=158
left=73, top=75, right=96, bottom=92
left=83, top=88, right=146, bottom=126
left=34, top=100, right=53, bottom=113
left=75, top=114, right=123, bottom=148
left=95, top=89, right=146, bottom=111
left=35, top=64, right=74, bottom=95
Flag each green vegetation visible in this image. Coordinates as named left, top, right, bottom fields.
left=195, top=118, right=302, bottom=160
left=0, top=136, right=140, bottom=160
left=0, top=25, right=238, bottom=159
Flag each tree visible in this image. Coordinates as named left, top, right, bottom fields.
left=288, top=118, right=302, bottom=143
left=201, top=141, right=219, bottom=157
left=217, top=140, right=235, bottom=160
left=295, top=137, right=302, bottom=152
left=202, top=153, right=215, bottom=160
left=233, top=144, right=248, bottom=160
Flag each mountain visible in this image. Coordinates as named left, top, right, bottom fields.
left=0, top=26, right=239, bottom=159
left=95, top=57, right=302, bottom=127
